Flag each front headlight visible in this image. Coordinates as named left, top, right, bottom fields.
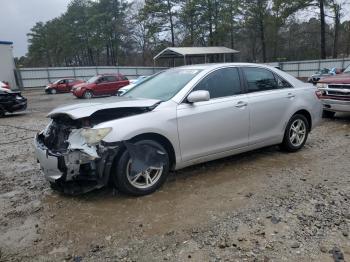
left=316, top=83, right=327, bottom=88
left=81, top=127, right=112, bottom=145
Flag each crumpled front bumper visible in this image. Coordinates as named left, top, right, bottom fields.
left=34, top=134, right=121, bottom=194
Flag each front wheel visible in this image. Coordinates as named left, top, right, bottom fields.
left=112, top=140, right=170, bottom=196
left=280, top=114, right=309, bottom=152
left=83, top=90, right=93, bottom=99
left=0, top=107, right=5, bottom=117
left=50, top=88, right=57, bottom=94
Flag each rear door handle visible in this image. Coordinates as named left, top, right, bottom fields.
left=286, top=93, right=295, bottom=99
left=235, top=101, right=248, bottom=108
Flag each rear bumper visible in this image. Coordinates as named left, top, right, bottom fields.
left=321, top=98, right=350, bottom=113
left=34, top=134, right=121, bottom=194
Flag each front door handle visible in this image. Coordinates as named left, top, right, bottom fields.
left=235, top=101, right=248, bottom=108
left=286, top=93, right=295, bottom=99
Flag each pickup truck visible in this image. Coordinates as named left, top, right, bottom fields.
left=317, top=64, right=350, bottom=118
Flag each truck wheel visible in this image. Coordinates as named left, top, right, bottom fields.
left=112, top=140, right=170, bottom=196
left=83, top=90, right=93, bottom=99
left=322, top=110, right=335, bottom=118
left=280, top=114, right=309, bottom=152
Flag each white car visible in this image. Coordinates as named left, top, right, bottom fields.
left=117, top=76, right=149, bottom=96
left=34, top=63, right=322, bottom=196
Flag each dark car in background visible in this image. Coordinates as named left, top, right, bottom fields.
left=45, top=78, right=85, bottom=94
left=0, top=87, right=27, bottom=117
left=71, top=73, right=129, bottom=99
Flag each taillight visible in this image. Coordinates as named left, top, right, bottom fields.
left=315, top=90, right=322, bottom=99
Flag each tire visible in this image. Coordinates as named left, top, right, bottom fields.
left=322, top=110, right=335, bottom=118
left=50, top=89, right=57, bottom=94
left=83, top=90, right=93, bottom=99
left=0, top=107, right=5, bottom=117
left=280, top=114, right=309, bottom=152
left=112, top=139, right=170, bottom=196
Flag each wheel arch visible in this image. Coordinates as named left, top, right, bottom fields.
left=112, top=132, right=177, bottom=171
left=293, top=109, right=312, bottom=131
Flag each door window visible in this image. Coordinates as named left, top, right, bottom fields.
left=192, top=67, right=241, bottom=99
left=275, top=75, right=292, bottom=88
left=243, top=67, right=279, bottom=92
left=105, top=76, right=117, bottom=82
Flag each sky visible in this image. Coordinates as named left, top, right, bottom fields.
left=0, top=0, right=349, bottom=58
left=0, top=0, right=71, bottom=57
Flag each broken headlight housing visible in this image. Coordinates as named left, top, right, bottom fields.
left=81, top=127, right=112, bottom=145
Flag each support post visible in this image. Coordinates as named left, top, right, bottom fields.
left=204, top=54, right=207, bottom=63
left=224, top=54, right=226, bottom=63
left=184, top=55, right=186, bottom=65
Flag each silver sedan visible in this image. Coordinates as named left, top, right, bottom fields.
left=34, top=63, right=322, bottom=196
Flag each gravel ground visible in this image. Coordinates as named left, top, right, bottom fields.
left=0, top=89, right=349, bottom=262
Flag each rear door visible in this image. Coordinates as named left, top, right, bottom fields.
left=94, top=77, right=109, bottom=95
left=177, top=67, right=249, bottom=162
left=104, top=75, right=118, bottom=95
left=66, top=79, right=76, bottom=91
left=242, top=67, right=296, bottom=145
left=117, top=75, right=129, bottom=90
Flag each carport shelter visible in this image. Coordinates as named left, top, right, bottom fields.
left=153, top=47, right=239, bottom=66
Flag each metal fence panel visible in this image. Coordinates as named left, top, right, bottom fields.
left=18, top=66, right=167, bottom=88
left=279, top=57, right=350, bottom=79
left=18, top=58, right=350, bottom=88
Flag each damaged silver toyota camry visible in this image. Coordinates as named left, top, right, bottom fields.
left=34, top=63, right=322, bottom=196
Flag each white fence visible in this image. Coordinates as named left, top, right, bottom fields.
left=17, top=57, right=350, bottom=88
left=270, top=57, right=350, bottom=78
left=17, top=66, right=167, bottom=88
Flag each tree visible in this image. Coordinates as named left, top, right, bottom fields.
left=142, top=0, right=180, bottom=47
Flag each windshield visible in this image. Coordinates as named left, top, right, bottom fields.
left=344, top=65, right=350, bottom=74
left=52, top=79, right=62, bottom=84
left=87, top=76, right=100, bottom=83
left=125, top=69, right=202, bottom=101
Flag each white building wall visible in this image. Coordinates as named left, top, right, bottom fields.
left=0, top=42, right=17, bottom=89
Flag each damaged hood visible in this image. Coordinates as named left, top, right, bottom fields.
left=48, top=97, right=161, bottom=119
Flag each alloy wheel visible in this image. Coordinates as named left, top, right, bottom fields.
left=289, top=119, right=306, bottom=147
left=126, top=160, right=163, bottom=189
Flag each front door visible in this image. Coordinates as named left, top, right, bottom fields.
left=177, top=67, right=249, bottom=162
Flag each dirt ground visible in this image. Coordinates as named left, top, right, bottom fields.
left=0, top=89, right=349, bottom=262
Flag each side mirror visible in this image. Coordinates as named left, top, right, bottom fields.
left=187, top=90, right=210, bottom=103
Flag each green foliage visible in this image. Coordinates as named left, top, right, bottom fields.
left=23, top=0, right=350, bottom=67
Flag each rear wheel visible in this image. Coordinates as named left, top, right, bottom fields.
left=280, top=114, right=309, bottom=152
left=322, top=110, right=335, bottom=118
left=112, top=140, right=170, bottom=196
left=83, top=90, right=93, bottom=99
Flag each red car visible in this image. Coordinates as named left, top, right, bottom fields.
left=317, top=64, right=350, bottom=117
left=71, top=74, right=129, bottom=99
left=0, top=81, right=10, bottom=89
left=45, top=78, right=85, bottom=94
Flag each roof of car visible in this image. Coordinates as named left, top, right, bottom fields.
left=99, top=73, right=124, bottom=76
left=175, top=63, right=277, bottom=70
